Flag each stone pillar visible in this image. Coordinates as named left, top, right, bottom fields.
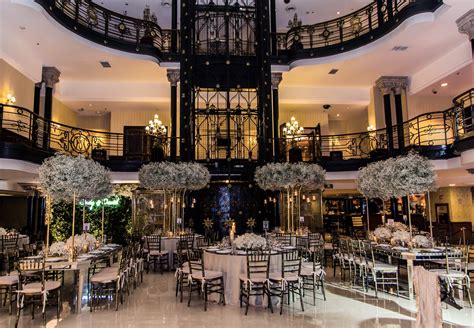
left=375, top=76, right=408, bottom=155
left=167, top=69, right=180, bottom=161
left=271, top=72, right=282, bottom=161
left=456, top=9, right=474, bottom=54
left=41, top=67, right=60, bottom=150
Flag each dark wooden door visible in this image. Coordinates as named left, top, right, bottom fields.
left=123, top=126, right=151, bottom=160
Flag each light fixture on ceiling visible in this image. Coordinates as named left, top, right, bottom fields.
left=336, top=113, right=340, bottom=117
left=392, top=46, right=408, bottom=51
left=283, top=116, right=304, bottom=141
left=100, top=61, right=111, bottom=68
left=367, top=125, right=375, bottom=131
left=19, top=26, right=26, bottom=30
left=336, top=11, right=340, bottom=15
left=441, top=82, right=448, bottom=87
left=6, top=93, right=16, bottom=105
left=328, top=68, right=339, bottom=75
left=161, top=1, right=171, bottom=7
left=448, top=183, right=456, bottom=187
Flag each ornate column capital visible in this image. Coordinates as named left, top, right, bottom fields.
left=375, top=76, right=408, bottom=95
left=167, top=69, right=180, bottom=86
left=456, top=9, right=474, bottom=40
left=42, top=66, right=61, bottom=88
left=271, top=72, right=283, bottom=90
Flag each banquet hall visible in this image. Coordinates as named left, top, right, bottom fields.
left=0, top=0, right=473, bottom=327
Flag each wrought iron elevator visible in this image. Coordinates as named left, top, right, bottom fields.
left=179, top=0, right=274, bottom=163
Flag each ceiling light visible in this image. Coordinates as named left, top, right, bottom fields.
left=89, top=103, right=92, bottom=107
left=19, top=26, right=26, bottom=30
left=441, top=82, right=448, bottom=87
left=367, top=125, right=375, bottom=131
left=336, top=11, right=340, bottom=15
left=449, top=183, right=456, bottom=187
left=100, top=61, right=111, bottom=68
left=336, top=114, right=340, bottom=117
left=392, top=46, right=408, bottom=51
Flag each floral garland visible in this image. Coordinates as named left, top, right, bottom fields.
left=255, top=162, right=325, bottom=190
left=233, top=233, right=266, bottom=250
left=139, top=162, right=210, bottom=191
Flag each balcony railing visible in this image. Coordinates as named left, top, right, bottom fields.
left=0, top=89, right=472, bottom=167
left=274, top=0, right=442, bottom=61
left=34, top=0, right=177, bottom=57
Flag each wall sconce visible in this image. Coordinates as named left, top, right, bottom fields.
left=367, top=125, right=375, bottom=131
left=6, top=93, right=16, bottom=105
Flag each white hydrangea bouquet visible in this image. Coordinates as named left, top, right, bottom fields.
left=67, top=233, right=97, bottom=254
left=373, top=227, right=392, bottom=242
left=0, top=227, right=7, bottom=236
left=233, top=233, right=267, bottom=250
left=391, top=230, right=411, bottom=246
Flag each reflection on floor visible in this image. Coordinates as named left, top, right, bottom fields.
left=0, top=268, right=472, bottom=328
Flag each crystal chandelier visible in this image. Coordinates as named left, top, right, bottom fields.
left=282, top=116, right=304, bottom=140
left=145, top=114, right=167, bottom=137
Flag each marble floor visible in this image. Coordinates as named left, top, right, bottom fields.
left=1, top=270, right=472, bottom=328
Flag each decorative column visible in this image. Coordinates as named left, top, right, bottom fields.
left=171, top=0, right=178, bottom=53
left=270, top=0, right=277, bottom=55
left=375, top=76, right=408, bottom=155
left=32, top=82, right=42, bottom=146
left=41, top=67, right=60, bottom=150
left=167, top=69, right=180, bottom=161
left=456, top=9, right=474, bottom=54
left=271, top=73, right=282, bottom=161
left=376, top=78, right=394, bottom=155
left=393, top=78, right=409, bottom=152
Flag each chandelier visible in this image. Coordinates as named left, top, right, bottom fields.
left=145, top=114, right=167, bottom=137
left=282, top=116, right=304, bottom=139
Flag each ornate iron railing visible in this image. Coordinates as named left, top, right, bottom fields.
left=34, top=0, right=174, bottom=56
left=0, top=89, right=472, bottom=163
left=275, top=0, right=442, bottom=60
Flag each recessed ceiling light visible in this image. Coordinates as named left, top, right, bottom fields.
left=19, top=26, right=26, bottom=30
left=449, top=183, right=456, bottom=187
left=336, top=113, right=340, bottom=117
left=441, top=82, right=448, bottom=87
left=336, top=11, right=340, bottom=15
left=89, top=104, right=92, bottom=107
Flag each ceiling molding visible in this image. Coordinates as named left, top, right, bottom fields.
left=279, top=86, right=370, bottom=105
left=409, top=41, right=473, bottom=94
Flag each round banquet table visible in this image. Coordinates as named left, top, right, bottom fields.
left=203, top=250, right=282, bottom=306
left=160, top=237, right=180, bottom=267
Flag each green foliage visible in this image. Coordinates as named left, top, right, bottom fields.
left=50, top=196, right=131, bottom=245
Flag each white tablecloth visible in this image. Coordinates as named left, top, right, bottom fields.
left=161, top=237, right=180, bottom=267
left=18, top=235, right=29, bottom=250
left=204, top=251, right=281, bottom=306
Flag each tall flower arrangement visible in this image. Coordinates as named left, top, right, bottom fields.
left=39, top=153, right=112, bottom=259
left=138, top=162, right=210, bottom=234
left=255, top=163, right=325, bottom=232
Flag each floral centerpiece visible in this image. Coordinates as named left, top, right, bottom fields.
left=373, top=226, right=392, bottom=243
left=412, top=235, right=432, bottom=248
left=48, top=241, right=67, bottom=256
left=233, top=233, right=267, bottom=250
left=0, top=228, right=7, bottom=236
left=66, top=233, right=97, bottom=254
left=391, top=230, right=411, bottom=246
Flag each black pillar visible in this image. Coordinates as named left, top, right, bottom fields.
left=376, top=0, right=385, bottom=25
left=394, top=92, right=405, bottom=151
left=43, top=86, right=53, bottom=150
left=272, top=88, right=280, bottom=161
left=170, top=83, right=177, bottom=161
left=32, top=82, right=41, bottom=145
left=383, top=93, right=394, bottom=154
left=171, top=0, right=178, bottom=53
left=270, top=0, right=277, bottom=56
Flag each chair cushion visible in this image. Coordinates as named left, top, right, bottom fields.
left=91, top=272, right=119, bottom=283
left=467, top=263, right=474, bottom=272
left=239, top=273, right=267, bottom=284
left=269, top=273, right=299, bottom=282
left=22, top=281, right=61, bottom=293
left=149, top=250, right=168, bottom=256
left=0, top=275, right=19, bottom=285
left=191, top=270, right=223, bottom=281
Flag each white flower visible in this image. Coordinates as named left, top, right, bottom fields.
left=412, top=235, right=432, bottom=248
left=233, top=233, right=267, bottom=250
left=0, top=228, right=7, bottom=236
left=373, top=227, right=392, bottom=241
left=49, top=241, right=67, bottom=256
left=139, top=162, right=210, bottom=191
left=391, top=230, right=411, bottom=245
left=255, top=163, right=325, bottom=190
